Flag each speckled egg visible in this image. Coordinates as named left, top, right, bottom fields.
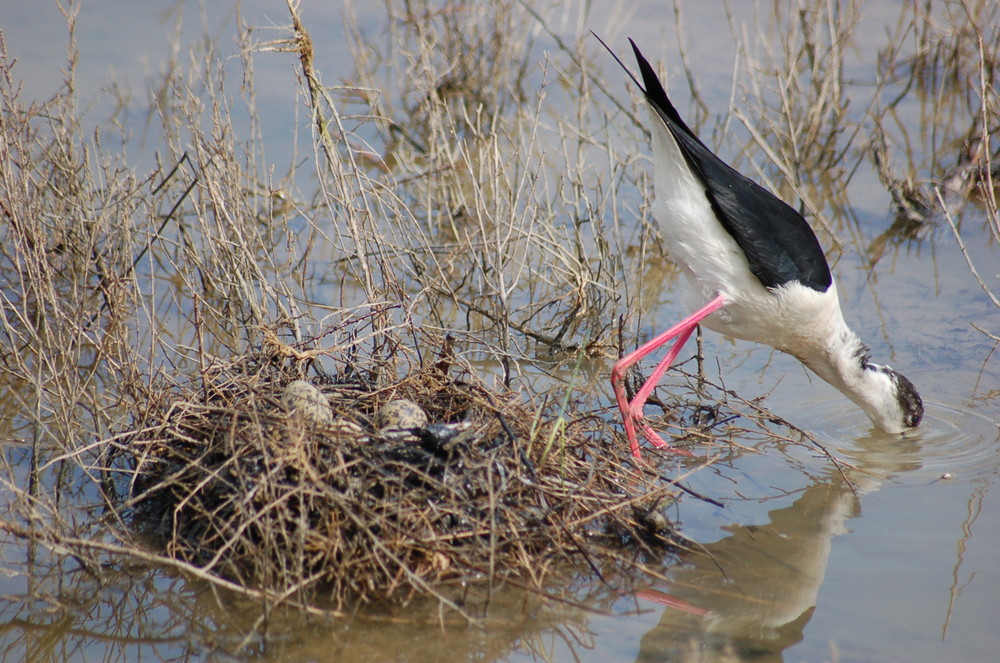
left=280, top=380, right=333, bottom=427
left=375, top=399, right=428, bottom=432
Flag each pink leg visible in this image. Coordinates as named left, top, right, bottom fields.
left=611, top=295, right=727, bottom=460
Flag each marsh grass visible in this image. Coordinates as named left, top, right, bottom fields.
left=120, top=323, right=650, bottom=612
left=0, top=0, right=996, bottom=625
left=0, top=0, right=685, bottom=617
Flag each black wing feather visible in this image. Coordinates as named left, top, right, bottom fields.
left=629, top=40, right=832, bottom=292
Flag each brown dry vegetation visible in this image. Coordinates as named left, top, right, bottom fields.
left=0, top=0, right=997, bottom=629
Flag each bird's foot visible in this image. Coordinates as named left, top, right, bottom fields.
left=633, top=408, right=693, bottom=457
left=621, top=402, right=694, bottom=459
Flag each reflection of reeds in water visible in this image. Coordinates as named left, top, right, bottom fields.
left=0, top=0, right=996, bottom=626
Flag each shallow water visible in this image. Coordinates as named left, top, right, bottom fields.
left=3, top=1, right=999, bottom=661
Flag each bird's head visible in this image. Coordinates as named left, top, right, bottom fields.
left=858, top=364, right=924, bottom=434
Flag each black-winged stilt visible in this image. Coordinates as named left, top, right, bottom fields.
left=609, top=40, right=923, bottom=459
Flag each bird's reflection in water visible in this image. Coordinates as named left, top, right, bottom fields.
left=634, top=433, right=922, bottom=662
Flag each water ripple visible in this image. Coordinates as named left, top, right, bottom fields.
left=810, top=401, right=1000, bottom=483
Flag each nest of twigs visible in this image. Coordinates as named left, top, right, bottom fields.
left=122, top=326, right=684, bottom=609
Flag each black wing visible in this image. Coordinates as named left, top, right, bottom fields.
left=629, top=40, right=832, bottom=292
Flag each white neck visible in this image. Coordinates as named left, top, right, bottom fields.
left=798, top=323, right=914, bottom=434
